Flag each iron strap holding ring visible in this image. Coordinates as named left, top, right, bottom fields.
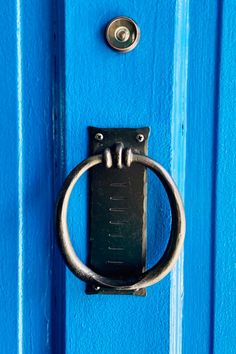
left=56, top=153, right=186, bottom=290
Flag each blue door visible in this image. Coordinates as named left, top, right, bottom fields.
left=1, top=1, right=236, bottom=353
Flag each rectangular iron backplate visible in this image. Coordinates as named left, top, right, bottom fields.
left=86, top=127, right=150, bottom=296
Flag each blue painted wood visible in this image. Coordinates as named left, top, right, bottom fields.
left=213, top=1, right=236, bottom=352
left=0, top=2, right=19, bottom=352
left=58, top=1, right=186, bottom=353
left=170, top=1, right=189, bottom=353
left=1, top=0, right=236, bottom=353
left=0, top=0, right=54, bottom=353
left=183, top=1, right=220, bottom=352
left=183, top=1, right=236, bottom=353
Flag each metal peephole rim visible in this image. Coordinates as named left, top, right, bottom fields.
left=56, top=144, right=186, bottom=290
left=106, top=16, right=140, bottom=53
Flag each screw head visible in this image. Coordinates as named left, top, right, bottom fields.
left=95, top=133, right=104, bottom=141
left=136, top=134, right=145, bottom=143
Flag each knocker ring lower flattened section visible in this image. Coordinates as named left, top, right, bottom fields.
left=56, top=145, right=186, bottom=290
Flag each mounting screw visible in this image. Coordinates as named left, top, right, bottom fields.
left=94, top=286, right=101, bottom=291
left=136, top=134, right=145, bottom=143
left=95, top=133, right=104, bottom=141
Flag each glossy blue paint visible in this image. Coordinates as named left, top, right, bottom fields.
left=183, top=1, right=236, bottom=353
left=58, top=1, right=184, bottom=353
left=1, top=0, right=236, bottom=353
left=212, top=1, right=236, bottom=352
left=183, top=1, right=220, bottom=352
left=170, top=1, right=189, bottom=353
left=0, top=0, right=54, bottom=353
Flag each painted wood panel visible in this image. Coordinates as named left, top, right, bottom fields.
left=183, top=1, right=220, bottom=352
left=183, top=1, right=236, bottom=353
left=0, top=0, right=235, bottom=353
left=0, top=1, right=54, bottom=353
left=54, top=1, right=187, bottom=353
left=213, top=1, right=236, bottom=352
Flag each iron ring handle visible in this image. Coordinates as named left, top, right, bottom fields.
left=56, top=152, right=186, bottom=290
